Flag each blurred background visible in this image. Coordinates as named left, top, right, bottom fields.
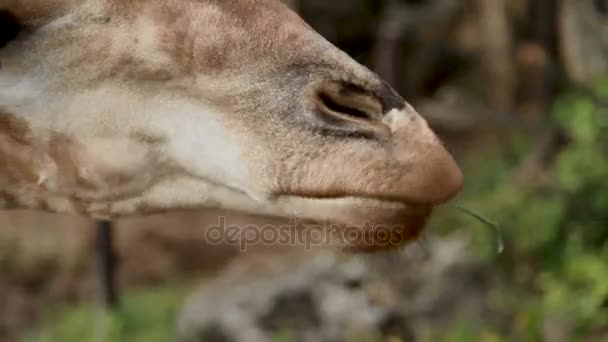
left=1, top=0, right=607, bottom=341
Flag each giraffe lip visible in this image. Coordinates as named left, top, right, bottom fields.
left=273, top=194, right=432, bottom=225
left=277, top=194, right=431, bottom=212
left=275, top=191, right=435, bottom=213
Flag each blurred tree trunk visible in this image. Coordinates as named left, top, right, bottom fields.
left=372, top=0, right=462, bottom=97
left=477, top=0, right=516, bottom=112
left=517, top=0, right=559, bottom=125
left=372, top=0, right=405, bottom=92
left=514, top=0, right=565, bottom=183
left=560, top=0, right=608, bottom=84
left=532, top=0, right=559, bottom=107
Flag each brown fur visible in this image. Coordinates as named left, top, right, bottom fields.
left=0, top=113, right=40, bottom=185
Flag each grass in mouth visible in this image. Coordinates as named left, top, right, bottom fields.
left=451, top=204, right=505, bottom=254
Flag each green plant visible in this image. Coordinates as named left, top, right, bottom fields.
left=28, top=282, right=192, bottom=342
left=432, top=77, right=608, bottom=341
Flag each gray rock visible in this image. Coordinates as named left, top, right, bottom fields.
left=178, top=237, right=492, bottom=342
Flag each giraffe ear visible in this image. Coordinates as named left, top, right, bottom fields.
left=1, top=0, right=70, bottom=48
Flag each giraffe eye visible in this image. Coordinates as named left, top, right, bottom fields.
left=0, top=11, right=23, bottom=49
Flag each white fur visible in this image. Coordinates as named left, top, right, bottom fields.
left=147, top=98, right=250, bottom=193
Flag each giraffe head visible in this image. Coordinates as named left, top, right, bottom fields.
left=0, top=0, right=462, bottom=251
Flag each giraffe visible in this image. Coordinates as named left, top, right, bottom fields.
left=0, top=0, right=462, bottom=250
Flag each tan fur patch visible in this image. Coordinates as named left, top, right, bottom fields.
left=0, top=112, right=30, bottom=143
left=0, top=112, right=39, bottom=184
left=47, top=134, right=97, bottom=191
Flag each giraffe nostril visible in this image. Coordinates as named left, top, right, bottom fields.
left=313, top=80, right=385, bottom=124
left=318, top=92, right=374, bottom=121
left=305, top=80, right=409, bottom=139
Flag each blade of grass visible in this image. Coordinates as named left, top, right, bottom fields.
left=452, top=204, right=504, bottom=254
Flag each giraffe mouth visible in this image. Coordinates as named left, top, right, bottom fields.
left=272, top=195, right=433, bottom=251
left=274, top=195, right=432, bottom=226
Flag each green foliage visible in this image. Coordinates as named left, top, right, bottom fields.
left=28, top=283, right=192, bottom=342
left=433, top=79, right=608, bottom=340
